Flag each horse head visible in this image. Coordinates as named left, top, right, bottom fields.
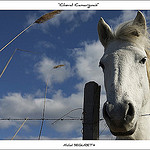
left=98, top=11, right=150, bottom=139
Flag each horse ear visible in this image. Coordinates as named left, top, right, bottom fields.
left=98, top=17, right=113, bottom=47
left=133, top=11, right=146, bottom=32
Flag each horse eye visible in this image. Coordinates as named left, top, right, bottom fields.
left=139, top=57, right=147, bottom=64
left=99, top=61, right=105, bottom=70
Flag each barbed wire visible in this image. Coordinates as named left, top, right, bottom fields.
left=141, top=114, right=150, bottom=116
left=51, top=108, right=83, bottom=125
left=99, top=123, right=108, bottom=136
left=0, top=108, right=105, bottom=139
left=0, top=117, right=104, bottom=121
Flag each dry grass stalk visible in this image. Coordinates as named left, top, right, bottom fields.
left=38, top=79, right=48, bottom=140
left=38, top=64, right=65, bottom=139
left=0, top=23, right=34, bottom=52
left=16, top=48, right=39, bottom=54
left=0, top=48, right=36, bottom=79
left=35, top=10, right=63, bottom=24
left=11, top=117, right=29, bottom=140
left=0, top=10, right=63, bottom=52
left=0, top=49, right=17, bottom=78
left=53, top=64, right=65, bottom=69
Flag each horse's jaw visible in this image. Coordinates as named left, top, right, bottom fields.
left=116, top=122, right=150, bottom=140
left=110, top=122, right=137, bottom=137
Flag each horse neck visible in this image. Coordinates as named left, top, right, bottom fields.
left=133, top=85, right=150, bottom=139
left=135, top=100, right=150, bottom=140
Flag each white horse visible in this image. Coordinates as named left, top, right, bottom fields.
left=98, top=11, right=150, bottom=140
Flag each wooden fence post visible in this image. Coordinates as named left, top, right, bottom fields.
left=83, top=81, right=101, bottom=140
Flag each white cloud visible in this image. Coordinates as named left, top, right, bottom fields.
left=49, top=11, right=78, bottom=26
left=47, top=10, right=96, bottom=26
left=108, top=10, right=137, bottom=30
left=73, top=40, right=105, bottom=92
left=26, top=12, right=38, bottom=25
left=36, top=41, right=56, bottom=49
left=0, top=90, right=83, bottom=138
left=35, top=57, right=73, bottom=85
left=0, top=93, right=42, bottom=119
left=26, top=10, right=96, bottom=33
left=80, top=11, right=96, bottom=22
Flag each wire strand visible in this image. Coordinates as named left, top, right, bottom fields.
left=99, top=123, right=108, bottom=136
left=51, top=108, right=82, bottom=125
left=0, top=118, right=83, bottom=121
left=141, top=114, right=150, bottom=116
left=0, top=118, right=104, bottom=121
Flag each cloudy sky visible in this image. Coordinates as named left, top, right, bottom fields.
left=0, top=10, right=149, bottom=140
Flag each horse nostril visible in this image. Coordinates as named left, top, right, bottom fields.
left=103, top=101, right=135, bottom=124
left=125, top=103, right=135, bottom=122
left=103, top=102, right=109, bottom=119
left=127, top=103, right=134, bottom=116
left=103, top=102, right=114, bottom=119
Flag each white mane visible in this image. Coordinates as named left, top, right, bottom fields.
left=113, top=20, right=150, bottom=49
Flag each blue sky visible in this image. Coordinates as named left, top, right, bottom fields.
left=0, top=10, right=149, bottom=140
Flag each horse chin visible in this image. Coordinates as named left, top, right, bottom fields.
left=110, top=123, right=137, bottom=136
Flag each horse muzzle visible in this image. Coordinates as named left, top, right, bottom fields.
left=103, top=100, right=136, bottom=136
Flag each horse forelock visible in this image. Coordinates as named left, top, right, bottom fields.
left=113, top=20, right=150, bottom=50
